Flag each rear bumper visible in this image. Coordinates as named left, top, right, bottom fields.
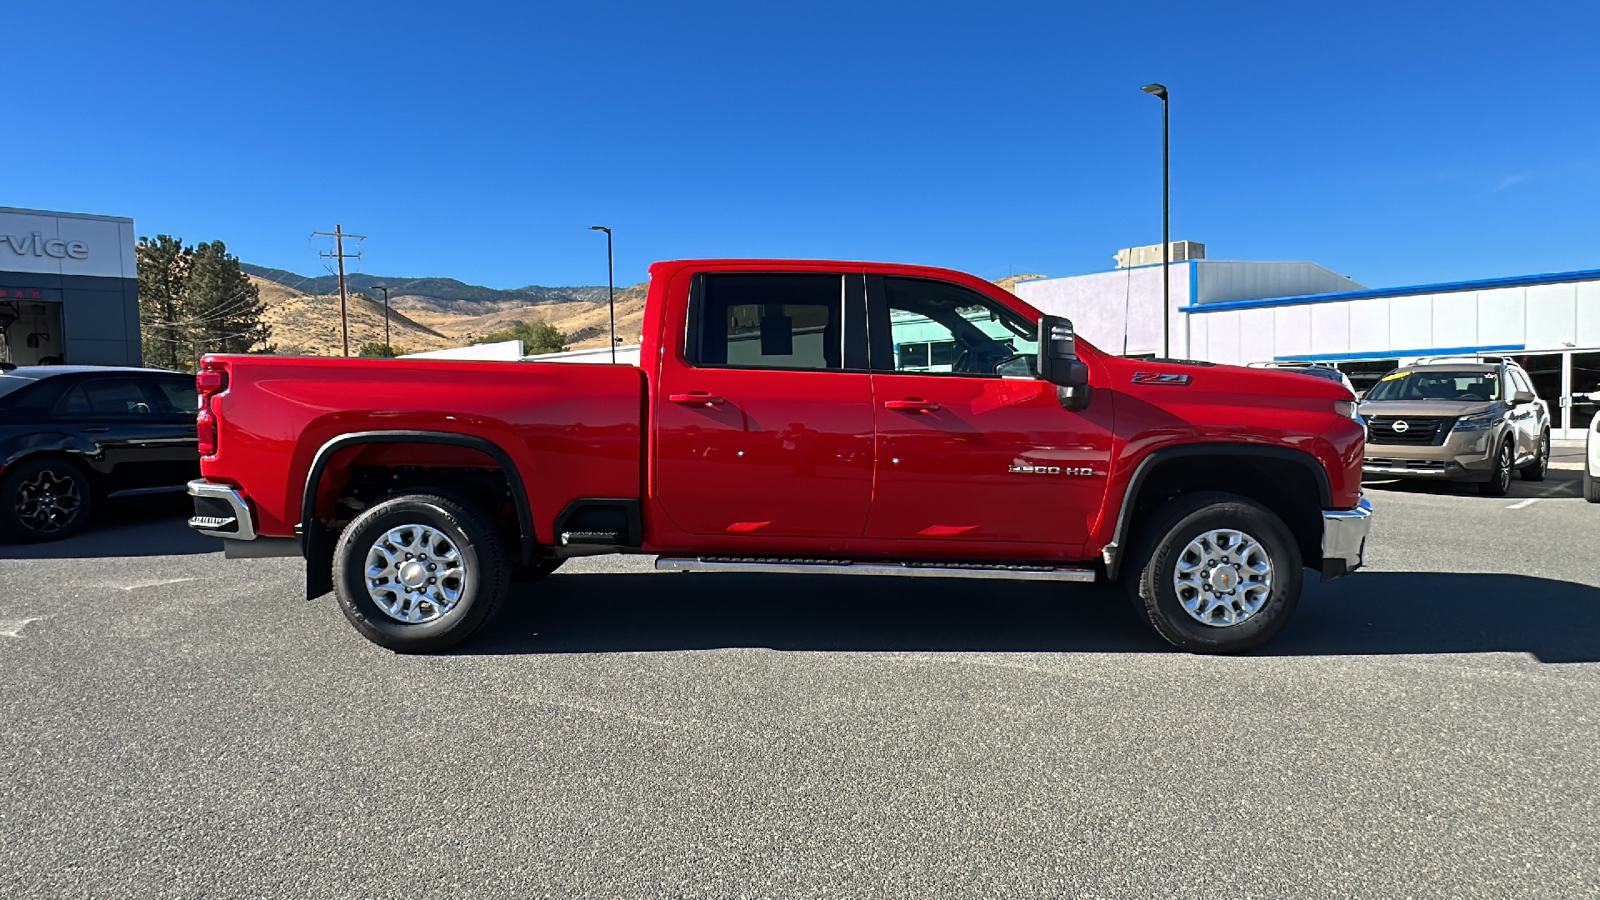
left=1320, top=496, right=1373, bottom=581
left=187, top=479, right=256, bottom=541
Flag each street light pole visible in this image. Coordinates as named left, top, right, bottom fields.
left=1141, top=83, right=1170, bottom=360
left=373, top=285, right=390, bottom=355
left=589, top=226, right=615, bottom=363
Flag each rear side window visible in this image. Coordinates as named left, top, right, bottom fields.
left=57, top=378, right=155, bottom=415
left=694, top=274, right=843, bottom=371
left=151, top=377, right=199, bottom=414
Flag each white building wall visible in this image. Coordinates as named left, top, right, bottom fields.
left=1195, top=260, right=1364, bottom=306
left=1185, top=273, right=1600, bottom=367
left=1016, top=259, right=1367, bottom=358
left=1016, top=264, right=1185, bottom=357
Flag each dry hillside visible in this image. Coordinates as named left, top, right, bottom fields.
left=410, top=282, right=651, bottom=350
left=253, top=276, right=458, bottom=356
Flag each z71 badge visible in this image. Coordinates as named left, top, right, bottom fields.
left=1132, top=372, right=1193, bottom=386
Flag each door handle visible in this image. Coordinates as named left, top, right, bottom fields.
left=669, top=393, right=726, bottom=407
left=884, top=399, right=940, bottom=413
left=81, top=427, right=110, bottom=434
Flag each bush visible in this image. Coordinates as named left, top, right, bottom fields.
left=471, top=321, right=567, bottom=354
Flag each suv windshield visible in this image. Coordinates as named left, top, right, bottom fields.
left=1366, top=370, right=1500, bottom=403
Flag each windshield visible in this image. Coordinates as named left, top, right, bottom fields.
left=1365, top=370, right=1500, bottom=403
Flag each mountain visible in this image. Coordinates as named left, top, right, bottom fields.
left=239, top=264, right=613, bottom=316
left=247, top=264, right=1023, bottom=356
left=250, top=276, right=460, bottom=357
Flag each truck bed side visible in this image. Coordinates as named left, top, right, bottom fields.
left=200, top=356, right=645, bottom=544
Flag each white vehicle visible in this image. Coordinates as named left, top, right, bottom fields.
left=1247, top=362, right=1356, bottom=395
left=1586, top=409, right=1600, bottom=503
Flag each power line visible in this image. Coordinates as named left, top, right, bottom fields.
left=311, top=224, right=366, bottom=357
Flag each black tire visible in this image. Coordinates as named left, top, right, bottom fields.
left=1585, top=465, right=1600, bottom=503
left=1478, top=438, right=1514, bottom=496
left=0, top=457, right=92, bottom=543
left=332, top=493, right=510, bottom=653
left=513, top=558, right=566, bottom=583
left=1125, top=491, right=1303, bottom=654
left=1519, top=430, right=1549, bottom=482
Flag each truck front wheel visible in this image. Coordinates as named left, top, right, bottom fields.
left=1126, top=491, right=1303, bottom=654
left=332, top=493, right=510, bottom=653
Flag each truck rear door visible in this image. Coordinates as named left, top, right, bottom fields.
left=652, top=271, right=875, bottom=538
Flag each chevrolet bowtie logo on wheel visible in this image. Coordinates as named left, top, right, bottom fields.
left=1392, top=420, right=1410, bottom=433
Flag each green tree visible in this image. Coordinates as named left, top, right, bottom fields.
left=359, top=342, right=409, bottom=358
left=472, top=320, right=567, bottom=354
left=136, top=235, right=273, bottom=370
left=137, top=235, right=191, bottom=370
left=187, top=240, right=272, bottom=357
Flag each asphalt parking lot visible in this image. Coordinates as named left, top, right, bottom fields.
left=3, top=473, right=1598, bottom=899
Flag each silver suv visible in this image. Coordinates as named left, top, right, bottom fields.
left=1359, top=358, right=1551, bottom=496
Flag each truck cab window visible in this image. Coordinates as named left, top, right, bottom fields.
left=695, top=274, right=843, bottom=371
left=880, top=277, right=1038, bottom=376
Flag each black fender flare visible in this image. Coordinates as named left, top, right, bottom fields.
left=300, top=430, right=536, bottom=598
left=1102, top=443, right=1331, bottom=580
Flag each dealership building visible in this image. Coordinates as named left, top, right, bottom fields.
left=0, top=207, right=142, bottom=368
left=1018, top=243, right=1600, bottom=438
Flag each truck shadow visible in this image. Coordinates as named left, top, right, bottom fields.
left=0, top=495, right=218, bottom=560
left=477, top=570, right=1600, bottom=663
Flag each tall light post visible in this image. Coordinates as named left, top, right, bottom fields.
left=1141, top=82, right=1170, bottom=359
left=589, top=226, right=615, bottom=363
left=373, top=285, right=391, bottom=356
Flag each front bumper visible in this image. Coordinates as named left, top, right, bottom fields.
left=1363, top=429, right=1496, bottom=481
left=1320, top=496, right=1373, bottom=581
left=187, top=479, right=256, bottom=540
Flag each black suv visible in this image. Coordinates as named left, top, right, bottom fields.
left=0, top=366, right=199, bottom=542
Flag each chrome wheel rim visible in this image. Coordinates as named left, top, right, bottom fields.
left=364, top=524, right=467, bottom=624
left=1498, top=443, right=1513, bottom=487
left=1172, top=528, right=1273, bottom=627
left=16, top=469, right=83, bottom=534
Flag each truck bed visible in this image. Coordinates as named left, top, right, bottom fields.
left=200, top=356, right=645, bottom=541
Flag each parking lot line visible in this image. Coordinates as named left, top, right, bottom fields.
left=1507, top=498, right=1542, bottom=509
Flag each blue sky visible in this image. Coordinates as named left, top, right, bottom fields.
left=8, top=1, right=1598, bottom=291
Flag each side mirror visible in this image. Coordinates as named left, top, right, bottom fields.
left=1512, top=389, right=1534, bottom=405
left=1356, top=390, right=1367, bottom=401
left=1036, top=315, right=1088, bottom=388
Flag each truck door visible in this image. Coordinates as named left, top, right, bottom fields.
left=863, top=274, right=1112, bottom=549
left=653, top=271, right=875, bottom=538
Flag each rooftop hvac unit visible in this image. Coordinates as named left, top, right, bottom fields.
left=1114, top=241, right=1206, bottom=268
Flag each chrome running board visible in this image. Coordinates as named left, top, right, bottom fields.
left=654, top=556, right=1096, bottom=582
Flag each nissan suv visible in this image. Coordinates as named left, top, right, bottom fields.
left=1358, top=357, right=1550, bottom=496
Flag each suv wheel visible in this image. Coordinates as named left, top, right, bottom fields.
left=0, top=458, right=93, bottom=543
left=1126, top=491, right=1303, bottom=654
left=1519, top=430, right=1549, bottom=482
left=332, top=493, right=510, bottom=653
left=1479, top=438, right=1514, bottom=496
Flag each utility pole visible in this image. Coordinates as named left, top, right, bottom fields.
left=312, top=224, right=367, bottom=357
left=589, top=226, right=616, bottom=363
left=373, top=285, right=391, bottom=355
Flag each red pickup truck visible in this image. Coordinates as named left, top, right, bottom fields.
left=188, top=259, right=1371, bottom=654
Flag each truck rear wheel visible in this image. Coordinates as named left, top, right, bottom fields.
left=1126, top=491, right=1303, bottom=654
left=332, top=493, right=510, bottom=653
